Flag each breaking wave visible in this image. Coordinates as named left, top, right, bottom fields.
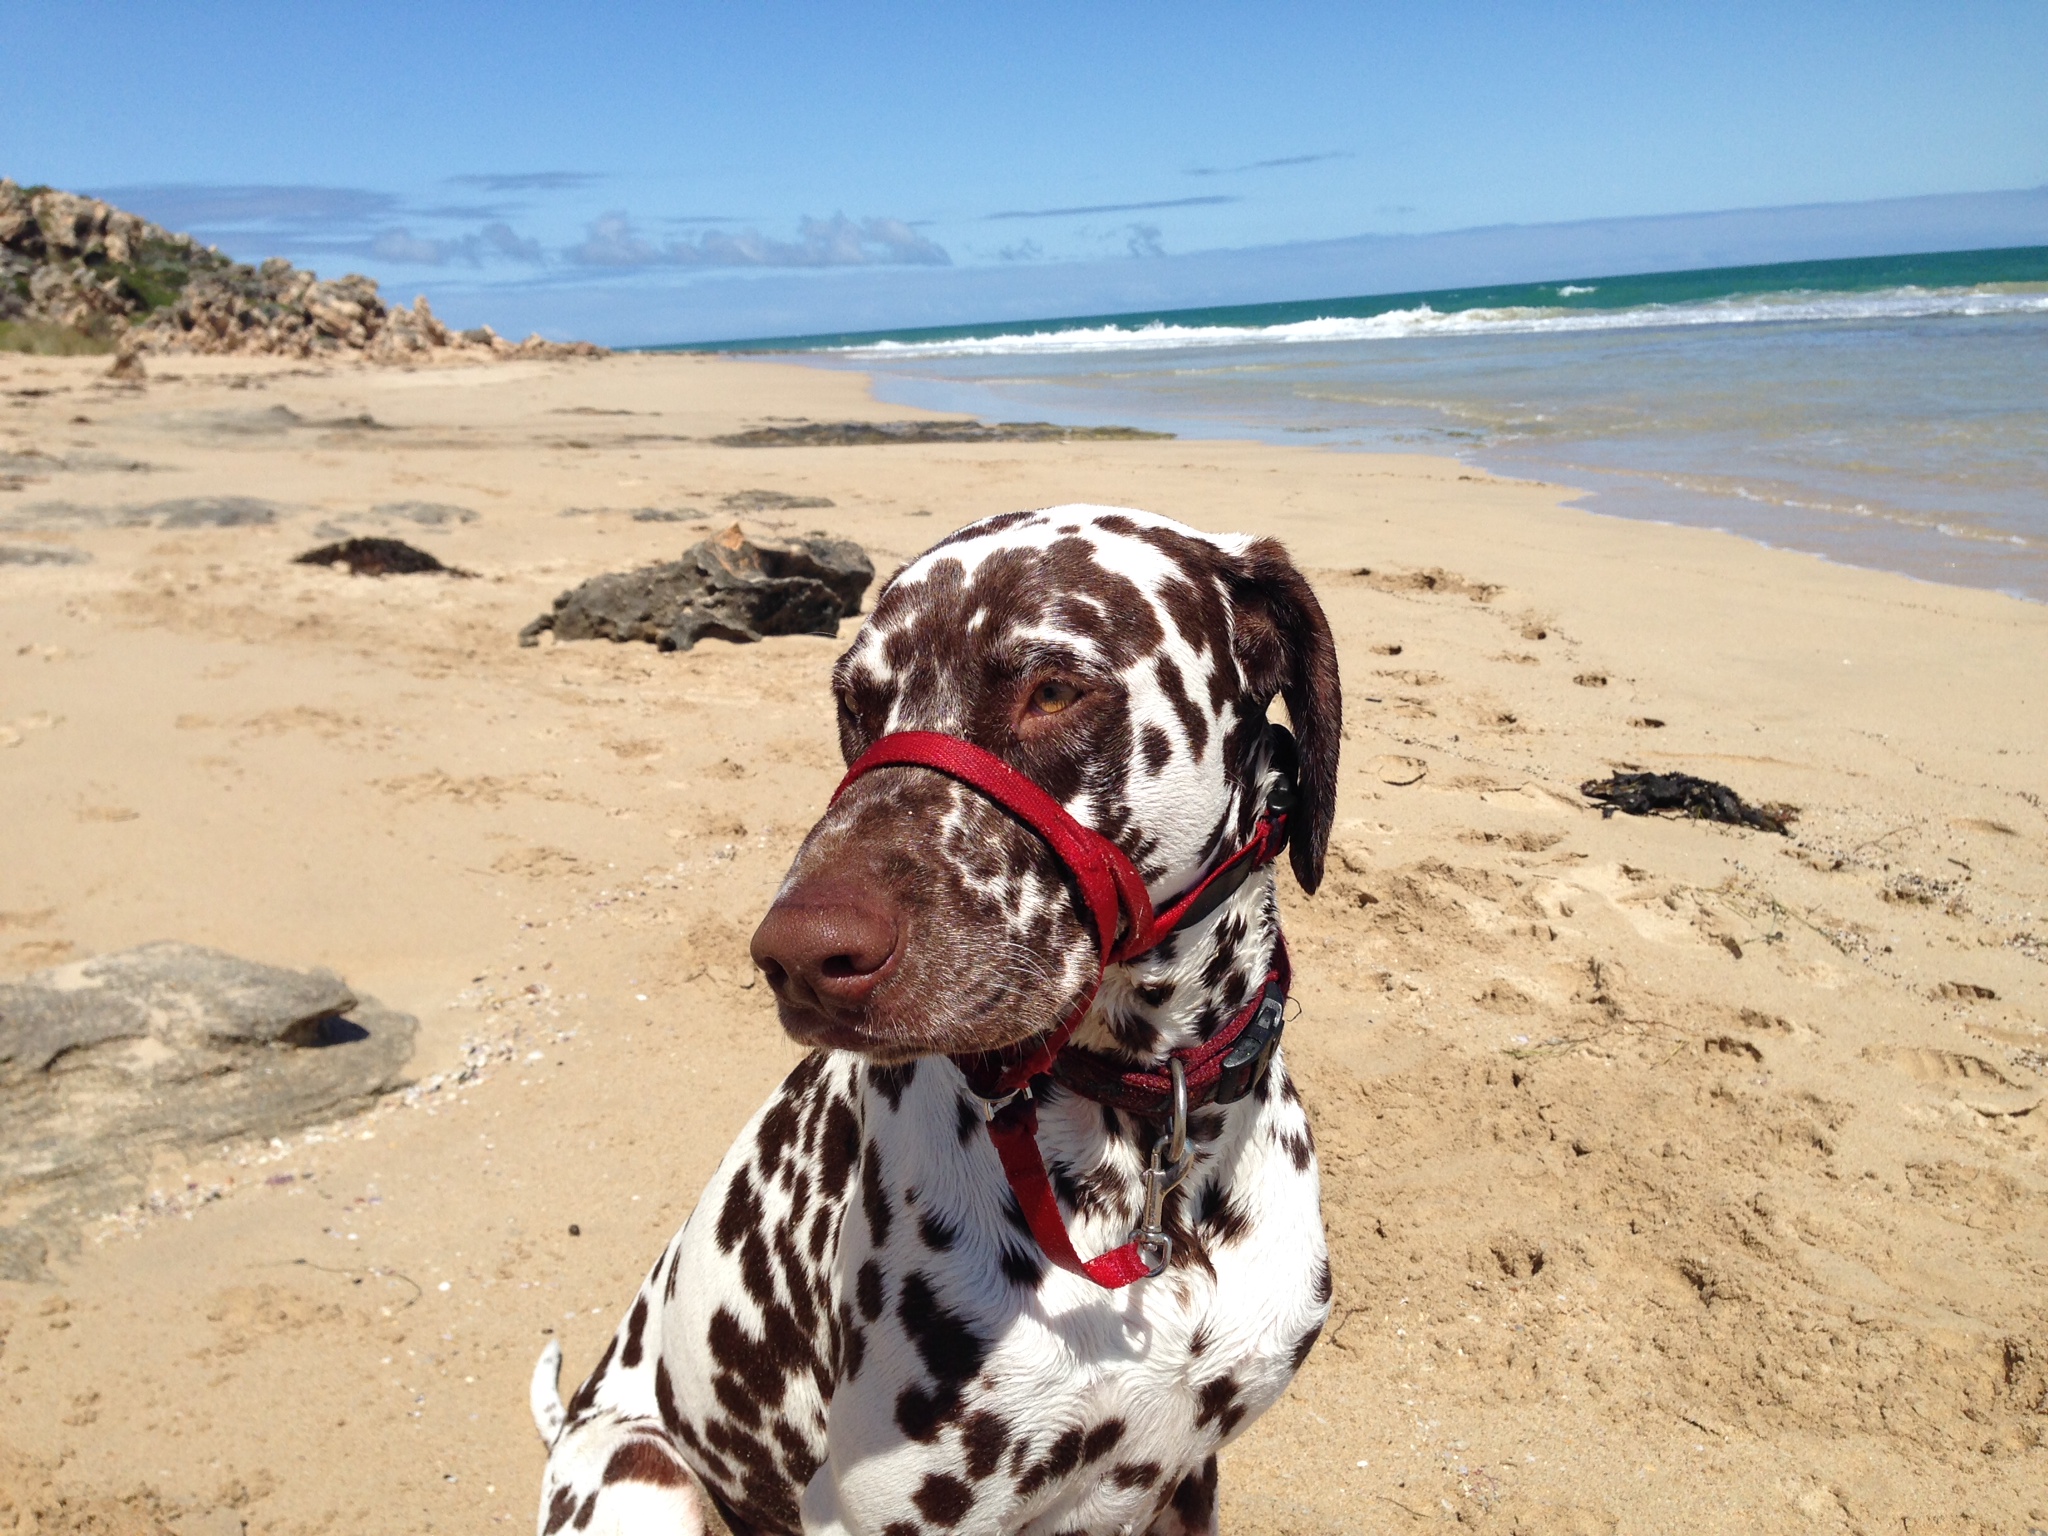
left=837, top=285, right=2048, bottom=357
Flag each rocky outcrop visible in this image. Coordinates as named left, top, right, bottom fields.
left=519, top=524, right=874, bottom=652
left=1, top=178, right=604, bottom=362
left=0, top=942, right=417, bottom=1279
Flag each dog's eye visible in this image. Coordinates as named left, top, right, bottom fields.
left=1027, top=680, right=1081, bottom=716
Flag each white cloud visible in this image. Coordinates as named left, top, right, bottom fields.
left=567, top=212, right=950, bottom=269
left=368, top=223, right=549, bottom=267
left=369, top=228, right=451, bottom=264
left=565, top=212, right=660, bottom=267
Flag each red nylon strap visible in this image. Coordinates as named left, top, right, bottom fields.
left=833, top=732, right=1154, bottom=964
left=985, top=1095, right=1159, bottom=1288
left=1140, top=813, right=1288, bottom=942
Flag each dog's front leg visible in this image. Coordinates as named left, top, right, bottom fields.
left=1144, top=1455, right=1219, bottom=1536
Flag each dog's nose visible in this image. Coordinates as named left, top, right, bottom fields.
left=750, top=883, right=900, bottom=1012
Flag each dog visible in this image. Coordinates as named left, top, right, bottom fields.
left=532, top=504, right=1341, bottom=1535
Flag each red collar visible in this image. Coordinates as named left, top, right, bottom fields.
left=832, top=730, right=1295, bottom=1289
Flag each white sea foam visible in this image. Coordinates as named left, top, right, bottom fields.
left=835, top=285, right=2048, bottom=357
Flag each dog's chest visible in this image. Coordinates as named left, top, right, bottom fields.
left=645, top=1050, right=1326, bottom=1534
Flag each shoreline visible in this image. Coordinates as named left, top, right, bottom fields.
left=2, top=348, right=2044, bottom=1533
left=772, top=308, right=2048, bottom=608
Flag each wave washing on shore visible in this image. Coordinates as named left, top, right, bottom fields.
left=844, top=284, right=2048, bottom=355
left=780, top=247, right=2048, bottom=602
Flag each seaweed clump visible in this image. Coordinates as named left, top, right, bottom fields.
left=295, top=537, right=472, bottom=577
left=1581, top=772, right=1797, bottom=834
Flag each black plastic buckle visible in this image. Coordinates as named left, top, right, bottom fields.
left=1265, top=723, right=1300, bottom=815
left=1213, top=982, right=1287, bottom=1104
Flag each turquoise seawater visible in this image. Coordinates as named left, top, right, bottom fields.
left=692, top=247, right=2048, bottom=602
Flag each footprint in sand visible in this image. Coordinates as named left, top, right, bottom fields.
left=1865, top=1045, right=2041, bottom=1115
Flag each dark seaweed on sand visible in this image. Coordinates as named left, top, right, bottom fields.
left=294, top=537, right=473, bottom=578
left=1581, top=771, right=1798, bottom=834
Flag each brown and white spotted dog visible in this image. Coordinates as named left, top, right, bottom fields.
left=532, top=505, right=1341, bottom=1536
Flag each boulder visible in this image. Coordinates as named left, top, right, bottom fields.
left=519, top=524, right=874, bottom=652
left=0, top=942, right=417, bottom=1280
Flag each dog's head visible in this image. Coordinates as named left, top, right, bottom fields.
left=749, top=505, right=1339, bottom=1061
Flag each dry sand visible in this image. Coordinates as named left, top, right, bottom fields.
left=1, top=348, right=2043, bottom=1535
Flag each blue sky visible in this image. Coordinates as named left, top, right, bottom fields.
left=6, top=1, right=2046, bottom=342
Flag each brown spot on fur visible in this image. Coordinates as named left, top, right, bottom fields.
left=913, top=1472, right=975, bottom=1526
left=620, top=1294, right=650, bottom=1369
left=604, top=1438, right=689, bottom=1487
left=863, top=1142, right=893, bottom=1248
left=1082, top=1419, right=1126, bottom=1462
left=1141, top=723, right=1172, bottom=775
left=566, top=1334, right=616, bottom=1418
left=857, top=1259, right=885, bottom=1321
left=1170, top=1457, right=1218, bottom=1528
left=962, top=1409, right=1011, bottom=1479
left=717, top=1165, right=761, bottom=1254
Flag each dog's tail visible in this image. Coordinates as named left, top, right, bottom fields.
left=530, top=1338, right=566, bottom=1445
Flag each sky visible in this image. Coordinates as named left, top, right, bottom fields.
left=5, top=1, right=2046, bottom=343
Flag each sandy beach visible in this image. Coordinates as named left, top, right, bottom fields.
left=2, top=348, right=2044, bottom=1534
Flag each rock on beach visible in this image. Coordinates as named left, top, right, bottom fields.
left=519, top=524, right=875, bottom=651
left=0, top=942, right=416, bottom=1280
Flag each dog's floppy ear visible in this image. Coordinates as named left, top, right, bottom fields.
left=1228, top=537, right=1341, bottom=894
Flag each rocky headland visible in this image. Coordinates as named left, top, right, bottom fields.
left=0, top=178, right=603, bottom=363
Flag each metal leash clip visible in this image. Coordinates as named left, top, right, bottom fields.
left=1132, top=1058, right=1194, bottom=1276
left=971, top=1082, right=1031, bottom=1122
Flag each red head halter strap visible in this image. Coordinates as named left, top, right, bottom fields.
left=829, top=730, right=1292, bottom=1289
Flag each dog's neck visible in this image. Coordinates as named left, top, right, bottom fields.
left=1069, top=866, right=1282, bottom=1064
left=1066, top=745, right=1290, bottom=1065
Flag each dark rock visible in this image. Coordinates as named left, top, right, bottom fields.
left=145, top=495, right=280, bottom=528
left=519, top=523, right=873, bottom=652
left=295, top=536, right=472, bottom=577
left=202, top=403, right=308, bottom=435
left=0, top=543, right=88, bottom=566
left=372, top=501, right=477, bottom=526
left=1, top=942, right=418, bottom=1279
left=711, top=420, right=1172, bottom=447
left=558, top=505, right=698, bottom=522
left=720, top=488, right=835, bottom=512
left=0, top=497, right=278, bottom=532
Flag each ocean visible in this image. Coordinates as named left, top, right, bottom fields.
left=693, top=247, right=2048, bottom=603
